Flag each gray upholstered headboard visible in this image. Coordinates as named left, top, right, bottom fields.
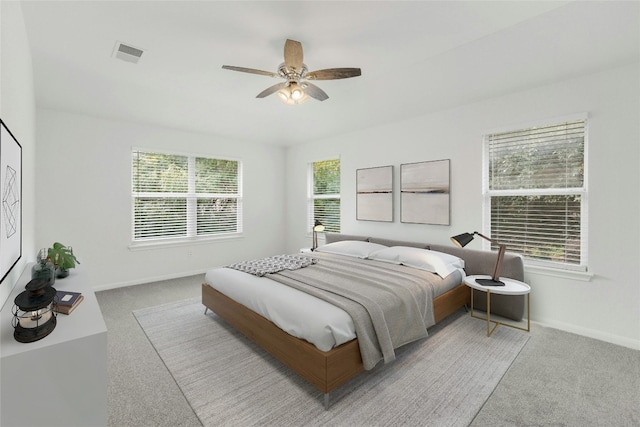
left=323, top=233, right=525, bottom=320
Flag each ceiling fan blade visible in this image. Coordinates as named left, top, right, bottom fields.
left=256, top=82, right=287, bottom=98
left=303, top=82, right=329, bottom=101
left=284, top=39, right=304, bottom=72
left=306, top=68, right=362, bottom=80
left=222, top=65, right=280, bottom=78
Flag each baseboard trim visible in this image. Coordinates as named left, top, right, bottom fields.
left=93, top=268, right=214, bottom=292
left=532, top=319, right=640, bottom=351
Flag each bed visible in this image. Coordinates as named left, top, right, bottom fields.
left=202, top=234, right=524, bottom=408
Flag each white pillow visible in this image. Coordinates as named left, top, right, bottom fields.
left=368, top=246, right=465, bottom=278
left=315, top=240, right=388, bottom=259
left=365, top=246, right=403, bottom=264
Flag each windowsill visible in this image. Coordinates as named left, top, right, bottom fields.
left=524, top=263, right=594, bottom=282
left=128, top=233, right=243, bottom=251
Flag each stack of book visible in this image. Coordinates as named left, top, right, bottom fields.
left=54, top=290, right=84, bottom=315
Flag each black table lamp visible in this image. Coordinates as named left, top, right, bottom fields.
left=451, top=232, right=506, bottom=286
left=312, top=220, right=325, bottom=251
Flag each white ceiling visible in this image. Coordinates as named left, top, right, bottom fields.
left=20, top=1, right=640, bottom=146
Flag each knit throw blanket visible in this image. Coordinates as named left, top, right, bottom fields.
left=226, top=254, right=317, bottom=277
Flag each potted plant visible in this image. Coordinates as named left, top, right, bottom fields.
left=47, top=242, right=80, bottom=278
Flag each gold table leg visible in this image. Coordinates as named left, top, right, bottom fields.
left=469, top=287, right=530, bottom=337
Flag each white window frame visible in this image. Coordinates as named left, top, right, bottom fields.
left=307, top=157, right=341, bottom=233
left=131, top=148, right=243, bottom=247
left=482, top=114, right=589, bottom=273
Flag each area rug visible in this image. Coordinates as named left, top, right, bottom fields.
left=134, top=298, right=529, bottom=427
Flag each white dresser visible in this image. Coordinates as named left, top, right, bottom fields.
left=0, top=265, right=108, bottom=426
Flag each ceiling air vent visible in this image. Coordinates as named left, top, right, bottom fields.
left=113, top=41, right=144, bottom=64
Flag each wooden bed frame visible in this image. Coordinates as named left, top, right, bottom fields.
left=201, top=280, right=470, bottom=407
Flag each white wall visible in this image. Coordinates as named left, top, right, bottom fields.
left=0, top=1, right=37, bottom=310
left=285, top=63, right=640, bottom=350
left=35, top=110, right=286, bottom=290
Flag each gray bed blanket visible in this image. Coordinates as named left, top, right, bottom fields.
left=268, top=252, right=437, bottom=370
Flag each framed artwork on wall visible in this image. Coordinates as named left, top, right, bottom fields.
left=401, top=159, right=450, bottom=225
left=356, top=165, right=393, bottom=222
left=0, top=119, right=22, bottom=284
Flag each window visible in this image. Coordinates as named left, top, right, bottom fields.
left=308, top=158, right=340, bottom=233
left=131, top=149, right=242, bottom=243
left=483, top=118, right=587, bottom=271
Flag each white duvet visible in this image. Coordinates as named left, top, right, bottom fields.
left=205, top=267, right=356, bottom=351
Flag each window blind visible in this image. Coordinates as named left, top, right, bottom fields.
left=132, top=150, right=242, bottom=242
left=485, top=119, right=586, bottom=269
left=309, top=159, right=340, bottom=233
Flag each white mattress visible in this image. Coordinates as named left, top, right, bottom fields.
left=204, top=264, right=462, bottom=352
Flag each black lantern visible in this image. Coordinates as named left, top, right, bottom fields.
left=12, top=278, right=57, bottom=343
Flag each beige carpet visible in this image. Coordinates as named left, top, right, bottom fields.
left=134, top=298, right=529, bottom=427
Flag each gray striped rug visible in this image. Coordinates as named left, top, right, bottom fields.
left=134, top=298, right=529, bottom=427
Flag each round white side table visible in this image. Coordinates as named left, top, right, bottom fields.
left=463, top=275, right=531, bottom=337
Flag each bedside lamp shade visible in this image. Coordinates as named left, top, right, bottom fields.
left=451, top=232, right=506, bottom=286
left=450, top=232, right=475, bottom=248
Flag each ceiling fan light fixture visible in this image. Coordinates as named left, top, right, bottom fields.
left=277, top=82, right=309, bottom=106
left=291, top=83, right=304, bottom=100
left=222, top=39, right=361, bottom=104
left=277, top=91, right=289, bottom=102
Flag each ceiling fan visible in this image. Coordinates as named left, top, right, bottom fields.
left=222, top=39, right=361, bottom=105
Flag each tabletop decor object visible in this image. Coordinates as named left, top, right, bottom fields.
left=11, top=278, right=57, bottom=343
left=48, top=242, right=80, bottom=278
left=31, top=248, right=56, bottom=287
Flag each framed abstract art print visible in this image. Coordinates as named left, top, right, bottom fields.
left=400, top=159, right=450, bottom=225
left=0, top=119, right=22, bottom=284
left=356, top=165, right=393, bottom=222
